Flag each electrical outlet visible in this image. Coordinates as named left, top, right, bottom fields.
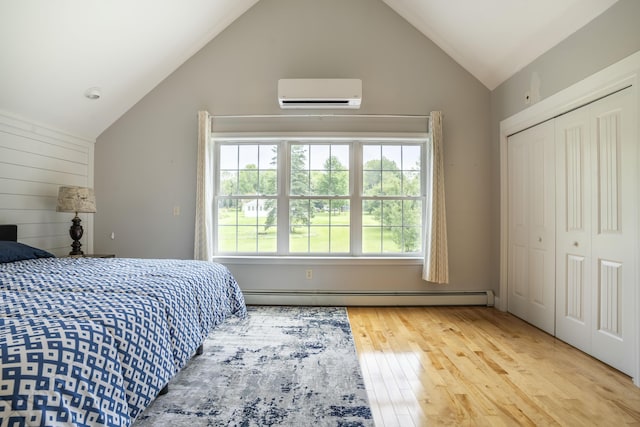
left=173, top=206, right=181, bottom=216
left=306, top=269, right=313, bottom=280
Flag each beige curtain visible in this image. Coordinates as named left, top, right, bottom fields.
left=423, top=111, right=449, bottom=283
left=194, top=111, right=214, bottom=261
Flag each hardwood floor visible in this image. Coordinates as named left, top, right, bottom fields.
left=347, top=306, right=640, bottom=426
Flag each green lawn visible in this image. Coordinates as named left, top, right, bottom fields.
left=217, top=208, right=404, bottom=253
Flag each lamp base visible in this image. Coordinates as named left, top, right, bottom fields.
left=69, top=215, right=84, bottom=256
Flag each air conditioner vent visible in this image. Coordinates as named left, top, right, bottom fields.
left=278, top=79, right=362, bottom=109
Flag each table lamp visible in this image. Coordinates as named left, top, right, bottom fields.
left=56, top=186, right=96, bottom=255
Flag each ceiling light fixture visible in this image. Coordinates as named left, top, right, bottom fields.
left=84, top=87, right=101, bottom=100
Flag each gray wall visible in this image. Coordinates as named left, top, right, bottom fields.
left=489, top=0, right=640, bottom=291
left=95, top=0, right=492, bottom=294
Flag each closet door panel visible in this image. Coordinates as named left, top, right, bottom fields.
left=556, top=88, right=636, bottom=375
left=566, top=254, right=586, bottom=322
left=508, top=120, right=555, bottom=334
left=508, top=134, right=530, bottom=321
left=527, top=127, right=556, bottom=334
left=555, top=108, right=592, bottom=352
left=529, top=248, right=548, bottom=304
left=590, top=89, right=635, bottom=375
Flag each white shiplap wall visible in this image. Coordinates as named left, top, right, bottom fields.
left=0, top=111, right=95, bottom=255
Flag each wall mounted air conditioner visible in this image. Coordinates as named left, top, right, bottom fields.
left=278, top=78, right=362, bottom=109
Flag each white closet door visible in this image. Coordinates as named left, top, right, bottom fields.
left=555, top=106, right=593, bottom=352
left=556, top=88, right=636, bottom=375
left=589, top=89, right=636, bottom=375
left=508, top=120, right=556, bottom=334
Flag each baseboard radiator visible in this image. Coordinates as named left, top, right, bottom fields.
left=242, top=290, right=495, bottom=307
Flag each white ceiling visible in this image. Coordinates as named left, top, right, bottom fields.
left=383, top=0, right=618, bottom=90
left=0, top=0, right=618, bottom=140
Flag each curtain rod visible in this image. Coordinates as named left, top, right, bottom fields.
left=210, top=113, right=430, bottom=120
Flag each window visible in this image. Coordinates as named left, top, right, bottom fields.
left=362, top=144, right=423, bottom=254
left=289, top=143, right=350, bottom=253
left=214, top=138, right=426, bottom=256
left=217, top=144, right=277, bottom=253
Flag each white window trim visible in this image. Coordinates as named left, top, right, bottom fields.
left=212, top=133, right=429, bottom=258
left=212, top=256, right=424, bottom=266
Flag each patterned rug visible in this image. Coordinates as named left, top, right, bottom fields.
left=134, top=306, right=373, bottom=426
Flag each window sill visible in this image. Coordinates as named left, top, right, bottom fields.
left=212, top=256, right=423, bottom=266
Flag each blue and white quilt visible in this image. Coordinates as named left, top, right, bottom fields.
left=0, top=257, right=247, bottom=426
left=0, top=317, right=131, bottom=427
left=0, top=258, right=247, bottom=369
left=0, top=290, right=175, bottom=420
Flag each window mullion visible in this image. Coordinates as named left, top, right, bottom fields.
left=212, top=142, right=220, bottom=253
left=351, top=141, right=362, bottom=256
left=422, top=137, right=430, bottom=255
left=277, top=140, right=289, bottom=255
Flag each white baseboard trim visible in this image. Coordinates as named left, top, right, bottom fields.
left=242, top=290, right=495, bottom=307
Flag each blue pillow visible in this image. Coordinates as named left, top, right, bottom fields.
left=0, top=241, right=55, bottom=263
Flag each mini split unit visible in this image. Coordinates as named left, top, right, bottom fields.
left=278, top=78, right=362, bottom=109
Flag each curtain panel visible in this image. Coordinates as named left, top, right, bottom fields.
left=423, top=111, right=449, bottom=284
left=194, top=111, right=214, bottom=261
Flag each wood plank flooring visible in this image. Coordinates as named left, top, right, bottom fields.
left=347, top=306, right=640, bottom=426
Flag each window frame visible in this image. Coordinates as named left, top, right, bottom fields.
left=215, top=141, right=279, bottom=254
left=358, top=141, right=426, bottom=255
left=212, top=135, right=428, bottom=257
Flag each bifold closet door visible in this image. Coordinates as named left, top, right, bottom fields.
left=507, top=120, right=555, bottom=335
left=555, top=105, right=592, bottom=352
left=555, top=87, right=636, bottom=375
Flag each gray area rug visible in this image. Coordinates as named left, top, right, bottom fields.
left=135, top=306, right=373, bottom=426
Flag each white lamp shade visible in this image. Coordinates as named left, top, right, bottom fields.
left=56, top=186, right=96, bottom=213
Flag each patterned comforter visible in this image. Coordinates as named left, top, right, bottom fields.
left=0, top=257, right=246, bottom=426
left=0, top=290, right=175, bottom=420
left=0, top=317, right=130, bottom=426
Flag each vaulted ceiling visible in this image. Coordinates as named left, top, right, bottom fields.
left=0, top=0, right=617, bottom=140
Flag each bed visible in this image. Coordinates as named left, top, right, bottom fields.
left=0, top=225, right=247, bottom=426
left=1, top=317, right=130, bottom=426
